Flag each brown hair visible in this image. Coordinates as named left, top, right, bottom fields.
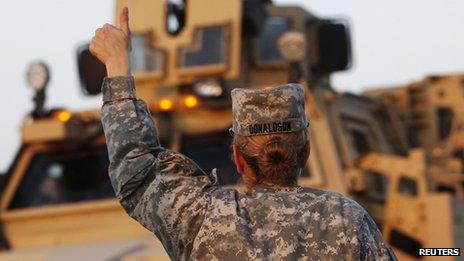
left=233, top=130, right=309, bottom=186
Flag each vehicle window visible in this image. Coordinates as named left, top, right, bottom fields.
left=351, top=129, right=372, bottom=155
left=9, top=146, right=113, bottom=209
left=362, top=171, right=388, bottom=203
left=130, top=34, right=164, bottom=74
left=341, top=116, right=376, bottom=159
left=178, top=25, right=230, bottom=68
left=389, top=229, right=423, bottom=257
left=180, top=131, right=239, bottom=185
left=437, top=107, right=454, bottom=141
left=255, top=16, right=291, bottom=65
left=397, top=177, right=418, bottom=197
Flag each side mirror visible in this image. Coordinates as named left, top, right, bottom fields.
left=77, top=44, right=107, bottom=95
left=307, top=19, right=352, bottom=74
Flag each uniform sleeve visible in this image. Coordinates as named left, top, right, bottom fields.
left=101, top=76, right=218, bottom=259
left=358, top=213, right=397, bottom=261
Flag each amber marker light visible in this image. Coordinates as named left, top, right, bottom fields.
left=55, top=110, right=72, bottom=122
left=158, top=99, right=174, bottom=112
left=183, top=95, right=199, bottom=109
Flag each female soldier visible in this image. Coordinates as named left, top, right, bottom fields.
left=91, top=7, right=395, bottom=261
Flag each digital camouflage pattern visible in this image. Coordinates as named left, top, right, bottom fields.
left=101, top=76, right=396, bottom=260
left=231, top=84, right=308, bottom=136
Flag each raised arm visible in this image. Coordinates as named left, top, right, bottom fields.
left=100, top=76, right=159, bottom=203
left=90, top=7, right=160, bottom=204
left=91, top=8, right=217, bottom=258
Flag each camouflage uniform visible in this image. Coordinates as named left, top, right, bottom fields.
left=101, top=76, right=396, bottom=261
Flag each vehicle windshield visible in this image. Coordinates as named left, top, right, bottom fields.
left=178, top=25, right=230, bottom=68
left=180, top=130, right=239, bottom=185
left=180, top=130, right=312, bottom=184
left=255, top=16, right=291, bottom=65
left=130, top=34, right=164, bottom=74
left=9, top=146, right=112, bottom=210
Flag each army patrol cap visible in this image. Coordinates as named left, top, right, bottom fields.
left=231, top=83, right=309, bottom=136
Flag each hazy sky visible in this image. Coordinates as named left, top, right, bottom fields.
left=1, top=0, right=464, bottom=172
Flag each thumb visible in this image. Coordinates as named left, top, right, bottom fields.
left=119, top=7, right=131, bottom=36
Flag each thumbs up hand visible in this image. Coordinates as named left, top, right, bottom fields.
left=90, top=7, right=131, bottom=77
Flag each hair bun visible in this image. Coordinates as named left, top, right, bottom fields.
left=257, top=139, right=298, bottom=182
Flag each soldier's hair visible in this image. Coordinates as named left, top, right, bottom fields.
left=233, top=130, right=309, bottom=186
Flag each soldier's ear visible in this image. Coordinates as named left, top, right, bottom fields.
left=232, top=145, right=245, bottom=175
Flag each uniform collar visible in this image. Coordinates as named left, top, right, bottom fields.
left=246, top=185, right=303, bottom=195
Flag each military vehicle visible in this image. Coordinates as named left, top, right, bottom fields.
left=0, top=0, right=463, bottom=260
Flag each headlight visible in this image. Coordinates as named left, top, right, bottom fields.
left=26, top=62, right=50, bottom=91
left=158, top=98, right=174, bottom=112
left=183, top=95, right=199, bottom=109
left=54, top=109, right=72, bottom=122
left=193, top=79, right=223, bottom=98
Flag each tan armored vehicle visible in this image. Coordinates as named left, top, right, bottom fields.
left=0, top=0, right=462, bottom=260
